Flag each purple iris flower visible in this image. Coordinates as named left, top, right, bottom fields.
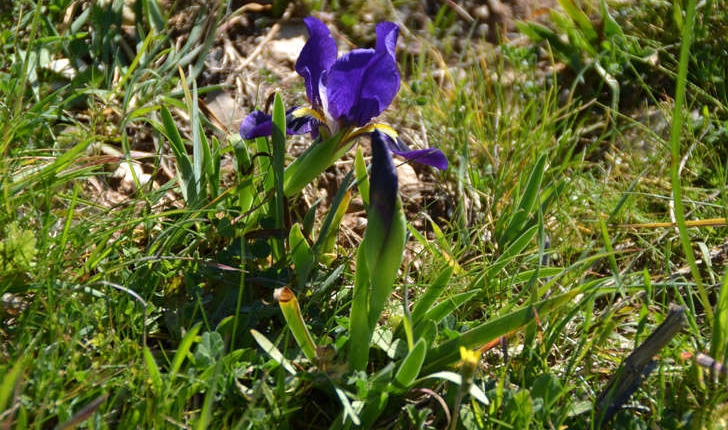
left=239, top=16, right=448, bottom=171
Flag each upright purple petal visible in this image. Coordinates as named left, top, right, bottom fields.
left=369, top=130, right=398, bottom=233
left=326, top=23, right=400, bottom=127
left=295, top=17, right=338, bottom=110
left=326, top=49, right=377, bottom=126
left=326, top=49, right=399, bottom=126
left=375, top=22, right=399, bottom=59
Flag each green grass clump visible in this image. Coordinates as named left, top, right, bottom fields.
left=2, top=0, right=728, bottom=428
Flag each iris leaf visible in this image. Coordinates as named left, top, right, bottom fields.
left=411, top=266, right=454, bottom=324
left=271, top=93, right=286, bottom=259
left=392, top=338, right=427, bottom=392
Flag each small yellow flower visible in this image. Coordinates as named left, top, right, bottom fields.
left=459, top=346, right=480, bottom=369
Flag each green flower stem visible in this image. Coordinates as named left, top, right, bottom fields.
left=349, top=196, right=407, bottom=372
left=283, top=131, right=352, bottom=197
left=365, top=199, right=406, bottom=334
left=349, top=247, right=372, bottom=371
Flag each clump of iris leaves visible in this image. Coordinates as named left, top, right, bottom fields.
left=2, top=0, right=728, bottom=429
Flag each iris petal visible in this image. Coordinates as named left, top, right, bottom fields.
left=375, top=130, right=449, bottom=170
left=326, top=49, right=377, bottom=126
left=287, top=107, right=322, bottom=135
left=295, top=17, right=338, bottom=110
left=239, top=108, right=320, bottom=140
left=357, top=22, right=401, bottom=123
left=390, top=147, right=449, bottom=170
left=326, top=23, right=400, bottom=127
left=375, top=22, right=399, bottom=61
left=240, top=110, right=273, bottom=140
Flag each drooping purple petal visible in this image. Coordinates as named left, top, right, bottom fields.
left=239, top=108, right=319, bottom=140
left=326, top=23, right=400, bottom=127
left=240, top=110, right=273, bottom=140
left=369, top=129, right=398, bottom=232
left=391, top=148, right=449, bottom=170
left=379, top=133, right=449, bottom=170
left=295, top=17, right=338, bottom=110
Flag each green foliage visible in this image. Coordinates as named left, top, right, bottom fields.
left=3, top=0, right=728, bottom=428
left=711, top=269, right=728, bottom=361
left=0, top=223, right=37, bottom=287
left=517, top=0, right=650, bottom=115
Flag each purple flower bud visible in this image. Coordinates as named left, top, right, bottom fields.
left=369, top=129, right=398, bottom=233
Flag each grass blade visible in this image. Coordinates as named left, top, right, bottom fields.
left=710, top=268, right=728, bottom=361
left=0, top=356, right=24, bottom=412
left=143, top=347, right=163, bottom=396
left=487, top=224, right=539, bottom=280
left=499, top=154, right=547, bottom=246
left=143, top=0, right=165, bottom=33
left=159, top=105, right=194, bottom=203
left=420, top=291, right=478, bottom=326
left=420, top=371, right=489, bottom=406
left=289, top=223, right=314, bottom=288
left=355, top=146, right=369, bottom=205
left=556, top=0, right=597, bottom=41
left=271, top=93, right=286, bottom=259
left=317, top=188, right=352, bottom=261
left=249, top=329, right=297, bottom=375
left=411, top=266, right=454, bottom=324
left=393, top=338, right=427, bottom=391
left=349, top=246, right=371, bottom=371
left=171, top=324, right=201, bottom=377
left=668, top=0, right=711, bottom=325
left=424, top=288, right=588, bottom=372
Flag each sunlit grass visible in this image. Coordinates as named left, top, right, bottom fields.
left=2, top=0, right=728, bottom=428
